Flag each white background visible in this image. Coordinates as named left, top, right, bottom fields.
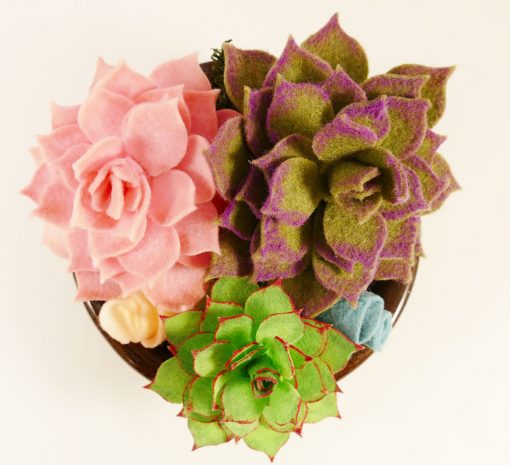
left=1, top=0, right=509, bottom=464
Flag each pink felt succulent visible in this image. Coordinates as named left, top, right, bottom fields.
left=23, top=54, right=238, bottom=311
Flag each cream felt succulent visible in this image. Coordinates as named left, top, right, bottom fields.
left=207, top=14, right=459, bottom=316
left=149, top=277, right=359, bottom=458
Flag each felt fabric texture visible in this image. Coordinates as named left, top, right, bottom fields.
left=317, top=291, right=392, bottom=351
left=207, top=13, right=458, bottom=315
left=149, top=277, right=360, bottom=458
left=23, top=55, right=237, bottom=311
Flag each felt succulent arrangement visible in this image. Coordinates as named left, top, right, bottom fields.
left=23, top=13, right=457, bottom=459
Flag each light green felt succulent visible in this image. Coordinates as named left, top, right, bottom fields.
left=149, top=277, right=359, bottom=458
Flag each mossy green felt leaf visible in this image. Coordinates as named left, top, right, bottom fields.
left=293, top=321, right=326, bottom=357
left=302, top=13, right=368, bottom=83
left=186, top=376, right=217, bottom=419
left=165, top=311, right=203, bottom=347
left=201, top=301, right=244, bottom=333
left=362, top=73, right=429, bottom=99
left=208, top=229, right=252, bottom=279
left=193, top=342, right=234, bottom=378
left=263, top=381, right=301, bottom=430
left=219, top=200, right=258, bottom=241
left=320, top=327, right=359, bottom=374
left=244, top=284, right=294, bottom=326
left=211, top=276, right=259, bottom=306
left=243, top=420, right=290, bottom=460
left=321, top=68, right=366, bottom=112
left=223, top=42, right=276, bottom=111
left=263, top=36, right=333, bottom=87
left=244, top=86, right=273, bottom=156
left=305, top=393, right=339, bottom=423
left=188, top=419, right=228, bottom=449
left=178, top=333, right=215, bottom=374
left=295, top=360, right=327, bottom=402
left=389, top=64, right=454, bottom=127
left=206, top=116, right=251, bottom=200
left=215, top=314, right=254, bottom=347
left=266, top=78, right=334, bottom=143
left=221, top=376, right=268, bottom=422
left=255, top=312, right=304, bottom=345
left=261, top=156, right=324, bottom=227
left=149, top=357, right=192, bottom=404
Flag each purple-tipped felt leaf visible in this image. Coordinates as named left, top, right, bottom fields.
left=301, top=13, right=368, bottom=83
left=266, top=78, right=334, bottom=144
left=234, top=167, right=267, bottom=219
left=428, top=153, right=460, bottom=212
left=207, top=116, right=251, bottom=200
left=262, top=157, right=324, bottom=226
left=354, top=147, right=408, bottom=204
left=380, top=215, right=420, bottom=261
left=263, top=37, right=333, bottom=87
left=389, top=64, right=455, bottom=127
left=404, top=154, right=448, bottom=208
left=220, top=200, right=258, bottom=241
left=321, top=67, right=366, bottom=112
left=416, top=129, right=448, bottom=164
left=381, top=167, right=428, bottom=220
left=223, top=43, right=276, bottom=111
left=251, top=216, right=311, bottom=281
left=209, top=229, right=252, bottom=279
left=253, top=134, right=316, bottom=180
left=380, top=96, right=429, bottom=159
left=362, top=74, right=429, bottom=99
left=341, top=97, right=390, bottom=139
left=323, top=202, right=387, bottom=268
left=244, top=87, right=274, bottom=156
left=374, top=257, right=414, bottom=282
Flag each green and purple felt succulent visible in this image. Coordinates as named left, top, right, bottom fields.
left=207, top=13, right=459, bottom=316
left=149, top=277, right=360, bottom=458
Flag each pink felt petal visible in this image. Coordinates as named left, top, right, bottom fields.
left=122, top=99, right=188, bottom=176
left=91, top=58, right=114, bottom=87
left=78, top=87, right=133, bottom=142
left=178, top=252, right=211, bottom=268
left=96, top=257, right=124, bottom=283
left=38, top=125, right=89, bottom=163
left=150, top=53, right=211, bottom=91
left=183, top=89, right=220, bottom=142
left=51, top=103, right=80, bottom=129
left=217, top=109, right=241, bottom=128
left=110, top=271, right=144, bottom=296
left=142, top=263, right=207, bottom=310
left=67, top=229, right=94, bottom=272
left=29, top=147, right=44, bottom=166
left=72, top=137, right=124, bottom=181
left=33, top=178, right=74, bottom=227
left=98, top=61, right=155, bottom=100
left=174, top=202, right=220, bottom=255
left=176, top=135, right=215, bottom=203
left=21, top=163, right=52, bottom=203
left=117, top=221, right=180, bottom=280
left=42, top=223, right=69, bottom=259
left=137, top=85, right=192, bottom=131
left=53, top=143, right=91, bottom=190
left=148, top=169, right=196, bottom=226
left=75, top=271, right=122, bottom=301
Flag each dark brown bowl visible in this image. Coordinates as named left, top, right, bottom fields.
left=84, top=260, right=418, bottom=381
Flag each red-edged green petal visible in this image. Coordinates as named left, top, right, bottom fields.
left=149, top=357, right=192, bottom=403
left=362, top=73, right=429, bottom=99
left=185, top=376, right=217, bottom=419
left=244, top=283, right=295, bottom=326
left=206, top=116, right=251, bottom=200
left=321, top=67, right=366, bottom=112
left=380, top=96, right=429, bottom=159
left=243, top=420, right=290, bottom=459
left=389, top=64, right=455, bottom=127
left=265, top=337, right=294, bottom=379
left=294, top=321, right=326, bottom=357
left=193, top=341, right=235, bottom=377
left=296, top=360, right=328, bottom=402
left=244, top=86, right=273, bottom=156
left=305, top=393, right=340, bottom=423
left=263, top=381, right=301, bottom=431
left=215, top=314, right=254, bottom=347
left=262, top=157, right=324, bottom=226
left=211, top=276, right=259, bottom=306
left=222, top=376, right=268, bottom=422
left=266, top=78, right=334, bottom=143
left=263, top=36, right=333, bottom=87
left=223, top=42, right=276, bottom=111
left=256, top=312, right=304, bottom=345
left=222, top=420, right=259, bottom=438
left=301, top=13, right=368, bottom=83
left=188, top=420, right=228, bottom=449
left=208, top=229, right=252, bottom=279
left=320, top=326, right=360, bottom=374
left=165, top=311, right=203, bottom=346
left=202, top=301, right=244, bottom=332
left=178, top=333, right=215, bottom=374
